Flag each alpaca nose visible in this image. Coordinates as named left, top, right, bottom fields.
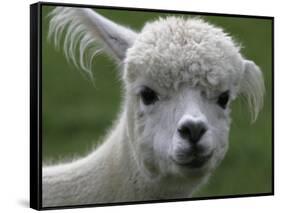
left=178, top=121, right=207, bottom=144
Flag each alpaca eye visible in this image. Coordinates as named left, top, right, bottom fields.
left=140, top=87, right=159, bottom=105
left=217, top=91, right=230, bottom=109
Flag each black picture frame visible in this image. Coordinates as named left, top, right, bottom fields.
left=30, top=1, right=274, bottom=210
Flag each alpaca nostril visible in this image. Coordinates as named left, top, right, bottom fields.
left=178, top=121, right=207, bottom=144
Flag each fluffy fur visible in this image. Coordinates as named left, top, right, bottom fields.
left=43, top=7, right=265, bottom=207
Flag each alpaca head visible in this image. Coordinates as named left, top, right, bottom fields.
left=124, top=17, right=265, bottom=179
left=49, top=8, right=265, bottom=180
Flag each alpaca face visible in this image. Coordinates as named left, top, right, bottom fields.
left=129, top=78, right=233, bottom=178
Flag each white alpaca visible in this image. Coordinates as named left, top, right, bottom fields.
left=43, top=7, right=265, bottom=207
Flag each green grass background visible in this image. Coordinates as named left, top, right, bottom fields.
left=42, top=6, right=273, bottom=198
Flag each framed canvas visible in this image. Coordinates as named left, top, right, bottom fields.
left=30, top=1, right=274, bottom=210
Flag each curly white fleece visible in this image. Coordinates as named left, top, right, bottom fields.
left=125, top=17, right=244, bottom=93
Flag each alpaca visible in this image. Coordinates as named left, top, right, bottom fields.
left=43, top=7, right=265, bottom=207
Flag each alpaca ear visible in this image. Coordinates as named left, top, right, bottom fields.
left=239, top=60, right=265, bottom=122
left=48, top=7, right=137, bottom=74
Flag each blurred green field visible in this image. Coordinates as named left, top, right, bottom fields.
left=42, top=6, right=272, bottom=198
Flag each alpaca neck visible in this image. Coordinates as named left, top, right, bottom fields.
left=42, top=110, right=140, bottom=206
left=84, top=110, right=144, bottom=202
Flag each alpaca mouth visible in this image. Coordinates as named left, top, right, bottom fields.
left=173, top=151, right=213, bottom=169
left=183, top=154, right=212, bottom=168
